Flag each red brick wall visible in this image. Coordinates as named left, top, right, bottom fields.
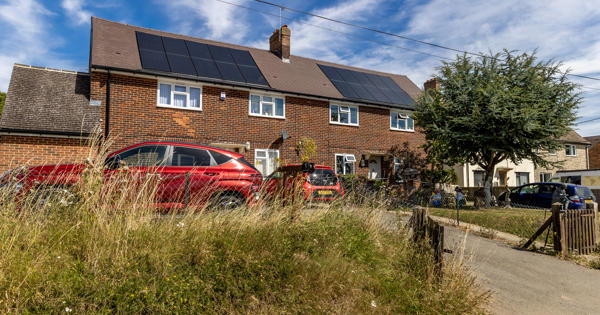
left=91, top=72, right=425, bottom=177
left=589, top=143, right=600, bottom=169
left=0, top=135, right=90, bottom=172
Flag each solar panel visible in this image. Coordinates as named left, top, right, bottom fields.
left=135, top=31, right=269, bottom=87
left=318, top=64, right=415, bottom=106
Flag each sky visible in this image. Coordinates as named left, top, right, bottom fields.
left=0, top=0, right=599, bottom=136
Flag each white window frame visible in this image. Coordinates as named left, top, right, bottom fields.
left=330, top=103, right=359, bottom=126
left=157, top=81, right=202, bottom=111
left=254, top=149, right=280, bottom=177
left=390, top=110, right=414, bottom=132
left=565, top=144, right=576, bottom=157
left=249, top=93, right=285, bottom=119
left=335, top=153, right=356, bottom=175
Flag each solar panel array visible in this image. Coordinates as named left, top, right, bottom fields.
left=318, top=64, right=414, bottom=106
left=136, top=31, right=269, bottom=87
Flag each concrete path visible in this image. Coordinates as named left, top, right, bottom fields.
left=443, top=224, right=600, bottom=315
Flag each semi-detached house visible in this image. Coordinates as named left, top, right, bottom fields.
left=0, top=17, right=425, bottom=178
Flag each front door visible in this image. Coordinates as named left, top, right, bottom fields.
left=368, top=156, right=381, bottom=180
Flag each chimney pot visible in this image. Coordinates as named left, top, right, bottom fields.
left=269, top=25, right=291, bottom=62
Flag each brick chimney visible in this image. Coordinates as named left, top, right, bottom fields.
left=269, top=25, right=291, bottom=62
left=424, top=78, right=440, bottom=91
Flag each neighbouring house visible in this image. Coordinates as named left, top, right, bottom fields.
left=534, top=129, right=591, bottom=181
left=585, top=135, right=600, bottom=169
left=0, top=17, right=425, bottom=178
left=0, top=65, right=100, bottom=172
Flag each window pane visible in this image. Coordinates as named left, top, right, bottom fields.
left=119, top=146, right=167, bottom=167
left=171, top=147, right=212, bottom=166
left=174, top=94, right=187, bottom=107
left=398, top=118, right=406, bottom=129
left=407, top=117, right=414, bottom=130
left=340, top=111, right=349, bottom=124
left=391, top=112, right=398, bottom=128
left=262, top=103, right=273, bottom=116
left=335, top=155, right=344, bottom=174
left=350, top=107, right=358, bottom=124
left=159, top=84, right=171, bottom=105
left=255, top=157, right=267, bottom=176
left=250, top=95, right=260, bottom=114
left=256, top=150, right=266, bottom=158
left=175, top=85, right=186, bottom=92
left=189, top=87, right=201, bottom=108
left=275, top=98, right=284, bottom=116
left=345, top=161, right=354, bottom=175
left=330, top=105, right=339, bottom=122
left=262, top=96, right=272, bottom=103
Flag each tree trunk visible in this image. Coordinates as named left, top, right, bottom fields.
left=483, top=167, right=494, bottom=207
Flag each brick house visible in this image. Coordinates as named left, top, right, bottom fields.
left=534, top=130, right=591, bottom=181
left=0, top=17, right=424, bottom=178
left=585, top=135, right=600, bottom=169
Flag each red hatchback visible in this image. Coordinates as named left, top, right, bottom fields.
left=0, top=142, right=263, bottom=209
left=263, top=163, right=343, bottom=201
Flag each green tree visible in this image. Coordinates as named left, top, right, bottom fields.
left=0, top=92, right=5, bottom=117
left=414, top=50, right=580, bottom=206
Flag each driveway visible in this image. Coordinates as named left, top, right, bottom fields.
left=444, top=224, right=600, bottom=315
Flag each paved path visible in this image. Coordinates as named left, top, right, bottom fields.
left=443, top=224, right=600, bottom=315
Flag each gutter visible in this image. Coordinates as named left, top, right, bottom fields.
left=0, top=129, right=91, bottom=139
left=89, top=65, right=417, bottom=111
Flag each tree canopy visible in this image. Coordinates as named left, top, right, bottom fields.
left=0, top=92, right=5, bottom=117
left=414, top=50, right=580, bottom=204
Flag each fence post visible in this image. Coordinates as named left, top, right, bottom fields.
left=590, top=202, right=599, bottom=246
left=551, top=203, right=562, bottom=252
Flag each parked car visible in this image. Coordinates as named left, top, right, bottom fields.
left=0, top=142, right=263, bottom=209
left=262, top=163, right=343, bottom=201
left=498, top=182, right=596, bottom=209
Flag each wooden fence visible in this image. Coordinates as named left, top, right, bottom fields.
left=411, top=206, right=445, bottom=277
left=524, top=202, right=599, bottom=255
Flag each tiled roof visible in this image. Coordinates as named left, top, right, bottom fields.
left=0, top=64, right=100, bottom=136
left=561, top=129, right=590, bottom=145
left=90, top=17, right=421, bottom=109
left=584, top=135, right=600, bottom=146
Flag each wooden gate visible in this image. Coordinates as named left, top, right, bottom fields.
left=559, top=208, right=598, bottom=255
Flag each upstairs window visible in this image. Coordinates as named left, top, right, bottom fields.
left=565, top=145, right=576, bottom=156
left=390, top=111, right=414, bottom=131
left=157, top=82, right=202, bottom=110
left=330, top=104, right=358, bottom=126
left=250, top=94, right=285, bottom=118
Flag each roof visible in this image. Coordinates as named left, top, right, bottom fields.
left=584, top=135, right=600, bottom=146
left=90, top=17, right=421, bottom=110
left=0, top=64, right=100, bottom=136
left=561, top=129, right=591, bottom=145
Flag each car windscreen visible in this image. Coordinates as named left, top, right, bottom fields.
left=574, top=186, right=595, bottom=200
left=307, top=168, right=338, bottom=186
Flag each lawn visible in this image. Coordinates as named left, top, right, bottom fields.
left=427, top=207, right=553, bottom=244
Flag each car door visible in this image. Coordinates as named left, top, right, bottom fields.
left=159, top=145, right=217, bottom=207
left=517, top=184, right=540, bottom=208
left=537, top=184, right=556, bottom=208
left=103, top=145, right=170, bottom=202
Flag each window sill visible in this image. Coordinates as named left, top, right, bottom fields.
left=249, top=113, right=286, bottom=120
left=157, top=104, right=203, bottom=112
left=330, top=121, right=359, bottom=127
left=566, top=155, right=577, bottom=157
left=390, top=128, right=415, bottom=133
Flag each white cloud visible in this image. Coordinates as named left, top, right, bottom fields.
left=0, top=0, right=75, bottom=91
left=61, top=0, right=92, bottom=25
left=162, top=0, right=249, bottom=43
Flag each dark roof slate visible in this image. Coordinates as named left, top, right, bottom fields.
left=0, top=65, right=100, bottom=135
left=90, top=17, right=421, bottom=109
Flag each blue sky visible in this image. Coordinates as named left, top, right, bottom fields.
left=1, top=0, right=600, bottom=136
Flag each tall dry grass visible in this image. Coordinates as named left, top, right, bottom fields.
left=0, top=135, right=488, bottom=313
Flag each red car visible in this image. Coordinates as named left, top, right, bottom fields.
left=263, top=163, right=343, bottom=201
left=0, top=142, right=263, bottom=210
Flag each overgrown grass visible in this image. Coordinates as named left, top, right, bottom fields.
left=428, top=207, right=553, bottom=244
left=0, top=136, right=487, bottom=313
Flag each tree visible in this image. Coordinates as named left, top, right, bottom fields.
left=414, top=50, right=580, bottom=206
left=0, top=92, right=5, bottom=117
left=295, top=136, right=317, bottom=162
left=388, top=141, right=427, bottom=192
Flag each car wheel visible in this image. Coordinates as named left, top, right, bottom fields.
left=32, top=186, right=76, bottom=207
left=212, top=194, right=244, bottom=210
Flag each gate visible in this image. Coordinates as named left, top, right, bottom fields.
left=559, top=208, right=598, bottom=255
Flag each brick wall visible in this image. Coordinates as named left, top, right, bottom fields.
left=0, top=135, right=90, bottom=172
left=91, top=72, right=425, bottom=177
left=589, top=143, right=600, bottom=169
left=535, top=144, right=589, bottom=180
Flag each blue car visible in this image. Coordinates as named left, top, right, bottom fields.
left=498, top=182, right=596, bottom=209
